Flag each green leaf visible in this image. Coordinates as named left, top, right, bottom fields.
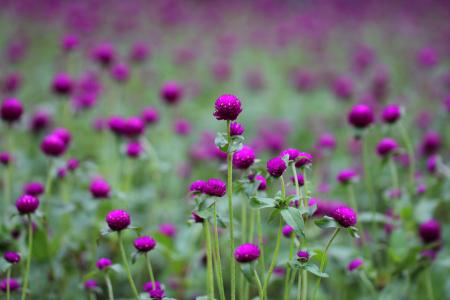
left=109, top=264, right=123, bottom=274
left=304, top=263, right=329, bottom=278
left=358, top=212, right=389, bottom=224
left=214, top=132, right=228, bottom=152
left=347, top=226, right=360, bottom=238
left=101, top=228, right=112, bottom=236
left=229, top=135, right=244, bottom=153
left=250, top=196, right=276, bottom=209
left=82, top=270, right=98, bottom=281
left=239, top=262, right=256, bottom=283
left=280, top=207, right=305, bottom=237
left=0, top=258, right=12, bottom=272
left=314, top=216, right=339, bottom=229
left=131, top=251, right=141, bottom=264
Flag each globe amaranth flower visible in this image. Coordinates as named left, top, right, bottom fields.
left=232, top=145, right=255, bottom=169
left=129, top=41, right=150, bottom=63
left=290, top=173, right=304, bottom=186
left=84, top=279, right=98, bottom=290
left=426, top=155, right=438, bottom=174
left=332, top=76, right=354, bottom=100
left=376, top=138, right=398, bottom=157
left=90, top=178, right=110, bottom=199
left=316, top=133, right=336, bottom=150
left=1, top=98, right=23, bottom=123
left=61, top=34, right=78, bottom=52
left=126, top=141, right=143, bottom=158
left=124, top=117, right=145, bottom=137
left=173, top=119, right=191, bottom=136
left=2, top=72, right=22, bottom=93
left=381, top=104, right=401, bottom=124
left=348, top=104, right=374, bottom=129
left=230, top=122, right=244, bottom=136
left=419, top=219, right=441, bottom=244
left=189, top=180, right=206, bottom=194
left=282, top=225, right=294, bottom=238
left=0, top=278, right=20, bottom=292
left=96, top=258, right=112, bottom=270
left=23, top=182, right=44, bottom=196
left=92, top=43, right=116, bottom=67
left=234, top=243, right=260, bottom=263
left=3, top=251, right=20, bottom=264
left=108, top=116, right=126, bottom=136
left=52, top=73, right=73, bottom=96
left=420, top=131, right=441, bottom=156
left=41, top=134, right=66, bottom=157
left=159, top=223, right=176, bottom=238
left=280, top=148, right=300, bottom=162
left=337, top=169, right=358, bottom=184
left=332, top=206, right=357, bottom=227
left=141, top=107, right=160, bottom=125
left=29, top=110, right=52, bottom=133
left=295, top=152, right=313, bottom=168
left=203, top=178, right=226, bottom=197
left=160, top=81, right=183, bottom=105
left=296, top=250, right=309, bottom=262
left=111, top=63, right=130, bottom=82
left=267, top=157, right=287, bottom=178
left=106, top=210, right=131, bottom=231
left=416, top=47, right=438, bottom=69
left=0, top=152, right=12, bottom=165
left=57, top=167, right=67, bottom=180
left=67, top=158, right=79, bottom=171
left=254, top=175, right=267, bottom=191
left=15, top=195, right=40, bottom=214
left=347, top=258, right=363, bottom=271
left=52, top=127, right=72, bottom=147
left=134, top=236, right=157, bottom=252
left=213, top=94, right=242, bottom=121
left=143, top=281, right=165, bottom=299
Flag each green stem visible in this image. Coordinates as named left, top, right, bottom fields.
left=3, top=166, right=11, bottom=221
left=105, top=273, right=114, bottom=300
left=249, top=208, right=255, bottom=242
left=388, top=158, right=399, bottom=191
left=362, top=135, right=377, bottom=232
left=253, top=269, right=264, bottom=300
left=347, top=185, right=366, bottom=247
left=212, top=204, right=226, bottom=300
left=311, top=228, right=341, bottom=300
left=256, top=210, right=266, bottom=277
left=297, top=271, right=302, bottom=300
left=21, top=215, right=33, bottom=300
left=145, top=253, right=156, bottom=284
left=239, top=199, right=247, bottom=300
left=425, top=268, right=434, bottom=300
left=204, top=221, right=215, bottom=299
left=359, top=271, right=376, bottom=296
left=398, top=122, right=415, bottom=193
left=301, top=270, right=307, bottom=300
left=283, top=236, right=296, bottom=300
left=291, top=165, right=302, bottom=208
left=117, top=232, right=140, bottom=300
left=226, top=120, right=236, bottom=300
left=262, top=217, right=283, bottom=297
left=6, top=267, right=11, bottom=300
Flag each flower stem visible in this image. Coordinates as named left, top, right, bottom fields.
left=425, top=268, right=434, bottom=300
left=253, top=269, right=264, bottom=300
left=311, top=228, right=341, bottom=300
left=297, top=271, right=302, bottom=300
left=6, top=267, right=11, bottom=300
left=3, top=166, right=11, bottom=220
left=117, top=232, right=140, bottom=300
left=145, top=253, right=156, bottom=284
left=212, top=204, right=226, bottom=300
left=204, top=221, right=215, bottom=299
left=226, top=120, right=236, bottom=300
left=283, top=236, right=296, bottom=300
left=256, top=210, right=266, bottom=276
left=362, top=134, right=377, bottom=232
left=239, top=199, right=247, bottom=300
left=262, top=217, right=283, bottom=297
left=105, top=273, right=115, bottom=300
left=398, top=121, right=415, bottom=193
left=301, top=270, right=307, bottom=300
left=388, top=158, right=399, bottom=191
left=21, top=215, right=34, bottom=300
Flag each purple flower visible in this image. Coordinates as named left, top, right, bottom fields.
left=230, top=122, right=244, bottom=136
left=96, top=258, right=112, bottom=270
left=296, top=250, right=309, bottom=262
left=124, top=117, right=145, bottom=137
left=106, top=210, right=131, bottom=231
left=23, top=182, right=44, bottom=196
left=332, top=76, right=354, bottom=100
left=295, top=152, right=313, bottom=168
left=213, top=94, right=242, bottom=121
left=129, top=42, right=150, bottom=63
left=332, top=206, right=357, bottom=228
left=111, top=63, right=130, bottom=82
left=108, top=116, right=127, bottom=136
left=160, top=81, right=183, bottom=105
left=126, top=141, right=143, bottom=158
left=134, top=236, right=157, bottom=252
left=0, top=152, right=12, bottom=165
left=426, top=155, right=438, bottom=174
left=381, top=104, right=401, bottom=124
left=1, top=98, right=23, bottom=123
left=84, top=279, right=98, bottom=290
left=189, top=180, right=206, bottom=194
left=234, top=243, right=260, bottom=263
left=61, top=34, right=78, bottom=52
left=421, top=131, right=441, bottom=155
left=67, top=158, right=79, bottom=171
left=15, top=195, right=40, bottom=214
left=233, top=146, right=255, bottom=169
left=0, top=278, right=20, bottom=292
left=52, top=128, right=71, bottom=147
left=2, top=72, right=22, bottom=93
left=280, top=148, right=300, bottom=162
left=376, top=138, right=398, bottom=157
left=282, top=225, right=294, bottom=238
left=267, top=157, right=287, bottom=178
left=419, top=219, right=441, bottom=244
left=143, top=281, right=165, bottom=299
left=316, top=133, right=336, bottom=150
left=348, top=104, right=374, bottom=129
left=254, top=175, right=267, bottom=191
left=173, top=119, right=191, bottom=136
left=159, top=223, right=176, bottom=238
left=290, top=173, right=304, bottom=186
left=416, top=47, right=438, bottom=69
left=52, top=73, right=73, bottom=96
left=29, top=110, right=52, bottom=133
left=347, top=258, right=363, bottom=271
left=337, top=169, right=358, bottom=184
left=90, top=178, right=110, bottom=199
left=40, top=134, right=66, bottom=157
left=92, top=43, right=116, bottom=67
left=141, top=107, right=160, bottom=125
left=3, top=251, right=20, bottom=264
left=204, top=178, right=226, bottom=197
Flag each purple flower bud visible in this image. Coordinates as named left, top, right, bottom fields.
left=426, top=155, right=438, bottom=174
left=280, top=148, right=300, bottom=162
left=129, top=42, right=150, bottom=63
left=84, top=279, right=98, bottom=290
left=347, top=258, right=363, bottom=271
left=56, top=167, right=67, bottom=180
left=159, top=223, right=176, bottom=238
left=23, top=182, right=44, bottom=196
left=332, top=76, right=354, bottom=100
left=348, top=104, right=374, bottom=129
left=124, top=117, right=145, bottom=137
left=1, top=98, right=23, bottom=123
left=316, top=133, right=336, bottom=150
left=108, top=116, right=126, bottom=136
left=332, top=206, right=357, bottom=228
left=61, top=34, right=78, bottom=52
left=204, top=178, right=226, bottom=197
left=15, top=195, right=40, bottom=214
left=96, top=258, right=112, bottom=270
left=230, top=122, right=245, bottom=136
left=232, top=146, right=255, bottom=169
left=92, top=43, right=116, bottom=67
left=189, top=180, right=206, bottom=194
left=126, top=141, right=143, bottom=158
left=381, top=104, right=401, bottom=124
left=2, top=72, right=22, bottom=93
left=90, top=178, right=110, bottom=199
left=267, top=157, right=287, bottom=177
left=416, top=47, right=438, bottom=69
left=255, top=175, right=267, bottom=191
left=106, top=210, right=130, bottom=231
left=3, top=251, right=20, bottom=264
left=213, top=94, right=243, bottom=121
left=52, top=128, right=71, bottom=146
left=52, top=73, right=73, bottom=96
left=0, top=152, right=12, bottom=165
left=134, top=236, right=157, bottom=252
left=67, top=158, right=79, bottom=171
left=160, top=81, right=183, bottom=105
left=290, top=173, right=304, bottom=186
left=296, top=250, right=309, bottom=262
left=419, top=219, right=441, bottom=244
left=294, top=152, right=313, bottom=168
left=40, top=134, right=66, bottom=157
left=29, top=110, right=52, bottom=133
left=141, top=107, right=160, bottom=125
left=234, top=243, right=260, bottom=263
left=376, top=138, right=398, bottom=157
left=111, top=63, right=130, bottom=82
left=421, top=131, right=441, bottom=156
left=282, top=225, right=294, bottom=238
left=0, top=278, right=20, bottom=292
left=337, top=169, right=358, bottom=184
left=173, top=119, right=191, bottom=136
left=143, top=281, right=165, bottom=299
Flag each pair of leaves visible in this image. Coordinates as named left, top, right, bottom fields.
left=289, top=260, right=328, bottom=278
left=214, top=132, right=244, bottom=153
left=315, top=216, right=359, bottom=238
left=280, top=207, right=305, bottom=237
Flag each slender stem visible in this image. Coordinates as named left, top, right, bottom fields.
left=89, top=292, right=96, bottom=300
left=212, top=204, right=226, bottom=300
left=21, top=215, right=33, bottom=300
left=105, top=273, right=115, bottom=300
left=44, top=160, right=54, bottom=219
left=425, top=268, right=434, bottom=300
left=388, top=158, right=399, bottom=191
left=311, top=228, right=341, bottom=300
left=291, top=165, right=302, bottom=208
left=239, top=199, right=247, bottom=300
left=359, top=271, right=376, bottom=296
left=249, top=208, right=255, bottom=242
left=117, top=232, right=140, bottom=300
left=297, top=271, right=302, bottom=300
left=283, top=237, right=296, bottom=300
left=262, top=217, right=283, bottom=297
left=256, top=210, right=266, bottom=277
left=145, top=253, right=156, bottom=284
left=3, top=166, right=11, bottom=220
left=226, top=120, right=236, bottom=300
left=253, top=269, right=264, bottom=300
left=6, top=267, right=11, bottom=300
left=347, top=184, right=366, bottom=247
left=204, top=221, right=215, bottom=299
left=362, top=135, right=377, bottom=233
left=398, top=122, right=415, bottom=193
left=301, top=270, right=307, bottom=300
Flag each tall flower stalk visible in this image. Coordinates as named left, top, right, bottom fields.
left=118, top=232, right=140, bottom=300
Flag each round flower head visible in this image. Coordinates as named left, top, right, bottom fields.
left=295, top=152, right=313, bottom=168
left=66, top=158, right=79, bottom=171
left=282, top=225, right=294, bottom=238
left=40, top=134, right=66, bottom=157
left=376, top=138, right=398, bottom=157
left=84, top=279, right=98, bottom=290
left=296, top=250, right=309, bottom=262
left=417, top=47, right=438, bottom=69
left=347, top=258, right=363, bottom=271
left=213, top=94, right=242, bottom=121
left=92, top=43, right=116, bottom=67
left=204, top=178, right=226, bottom=197
left=348, top=104, right=374, bottom=129
left=332, top=206, right=357, bottom=227
left=382, top=104, right=401, bottom=124
left=111, top=63, right=130, bottom=82
left=3, top=251, right=20, bottom=264
left=232, top=145, right=255, bottom=169
left=290, top=173, right=304, bottom=186
left=189, top=180, right=206, bottom=194
left=337, top=169, right=358, bottom=184
left=23, top=181, right=44, bottom=196
left=96, top=258, right=112, bottom=270
left=230, top=122, right=244, bottom=136
left=108, top=116, right=126, bottom=136
left=419, top=219, right=441, bottom=244
left=129, top=42, right=150, bottom=63
left=106, top=210, right=131, bottom=231
left=160, top=81, right=183, bottom=105
left=254, top=175, right=267, bottom=191
left=280, top=148, right=300, bottom=162
left=317, top=133, right=336, bottom=150
left=0, top=152, right=12, bottom=165
left=234, top=243, right=260, bottom=263
left=15, top=195, right=39, bottom=214
left=143, top=281, right=165, bottom=299
left=61, top=34, right=78, bottom=52
left=141, top=107, right=160, bottom=125
left=52, top=73, right=73, bottom=96
left=90, top=178, right=110, bottom=199
left=2, top=72, right=22, bottom=93
left=0, top=278, right=20, bottom=292
left=57, top=167, right=67, bottom=180
left=426, top=155, right=437, bottom=174
left=159, top=223, right=176, bottom=238
left=421, top=131, right=441, bottom=155
left=29, top=110, right=52, bottom=133
left=134, top=236, right=157, bottom=252
left=1, top=98, right=23, bottom=123
left=173, top=119, right=191, bottom=136
left=52, top=128, right=71, bottom=146
left=266, top=157, right=287, bottom=178
left=126, top=141, right=143, bottom=158
left=124, top=117, right=145, bottom=137
left=332, top=76, right=354, bottom=100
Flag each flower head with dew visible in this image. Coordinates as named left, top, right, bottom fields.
left=332, top=206, right=357, bottom=228
left=105, top=210, right=130, bottom=231
left=15, top=195, right=39, bottom=215
left=234, top=243, right=260, bottom=263
left=348, top=104, right=374, bottom=129
left=203, top=178, right=226, bottom=197
left=267, top=156, right=287, bottom=177
left=90, top=178, right=110, bottom=199
left=213, top=94, right=242, bottom=121
left=232, top=145, right=255, bottom=169
left=1, top=98, right=23, bottom=124
left=133, top=236, right=157, bottom=252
